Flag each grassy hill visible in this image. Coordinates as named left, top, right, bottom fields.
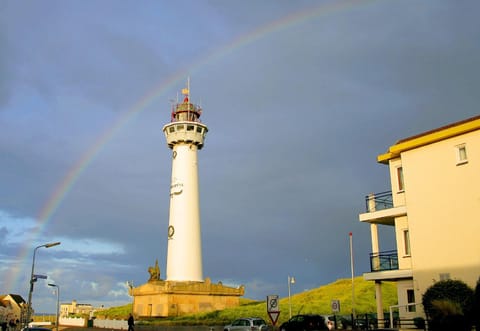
left=97, top=277, right=397, bottom=325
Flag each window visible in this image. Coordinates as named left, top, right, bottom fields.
left=396, top=166, right=404, bottom=192
left=456, top=144, right=468, bottom=165
left=187, top=125, right=194, bottom=131
left=440, top=273, right=450, bottom=281
left=169, top=127, right=175, bottom=133
left=403, top=229, right=411, bottom=256
left=407, top=289, right=416, bottom=312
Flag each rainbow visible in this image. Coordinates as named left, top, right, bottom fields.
left=7, top=0, right=377, bottom=293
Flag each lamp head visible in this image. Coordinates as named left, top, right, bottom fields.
left=45, top=242, right=61, bottom=248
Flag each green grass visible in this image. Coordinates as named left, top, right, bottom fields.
left=96, top=304, right=133, bottom=319
left=97, top=277, right=397, bottom=326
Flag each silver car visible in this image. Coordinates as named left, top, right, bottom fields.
left=224, top=317, right=270, bottom=331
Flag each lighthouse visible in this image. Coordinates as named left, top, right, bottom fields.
left=162, top=82, right=208, bottom=282
left=129, top=82, right=244, bottom=317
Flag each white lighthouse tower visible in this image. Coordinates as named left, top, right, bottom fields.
left=162, top=82, right=208, bottom=282
left=130, top=82, right=244, bottom=317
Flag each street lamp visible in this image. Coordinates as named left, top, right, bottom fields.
left=288, top=276, right=295, bottom=319
left=48, top=284, right=60, bottom=331
left=26, top=241, right=61, bottom=328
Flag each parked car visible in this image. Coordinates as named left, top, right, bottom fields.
left=279, top=314, right=328, bottom=331
left=224, top=317, right=270, bottom=331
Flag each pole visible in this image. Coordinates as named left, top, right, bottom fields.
left=288, top=276, right=292, bottom=319
left=349, top=232, right=356, bottom=324
left=56, top=287, right=59, bottom=331
left=26, top=242, right=61, bottom=328
left=288, top=276, right=295, bottom=319
left=26, top=246, right=39, bottom=327
left=48, top=284, right=59, bottom=331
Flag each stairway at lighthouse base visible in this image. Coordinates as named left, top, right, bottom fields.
left=130, top=277, right=245, bottom=317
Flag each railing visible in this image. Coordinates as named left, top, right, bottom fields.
left=389, top=303, right=425, bottom=330
left=354, top=318, right=426, bottom=330
left=364, top=191, right=393, bottom=212
left=325, top=314, right=427, bottom=330
left=370, top=250, right=398, bottom=271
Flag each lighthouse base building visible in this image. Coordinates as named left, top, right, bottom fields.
left=130, top=276, right=244, bottom=317
left=130, top=86, right=244, bottom=317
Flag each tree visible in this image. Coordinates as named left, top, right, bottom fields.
left=422, top=279, right=474, bottom=331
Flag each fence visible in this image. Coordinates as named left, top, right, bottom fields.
left=94, top=319, right=128, bottom=330
left=59, top=317, right=86, bottom=327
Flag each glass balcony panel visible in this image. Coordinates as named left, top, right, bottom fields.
left=370, top=250, right=398, bottom=272
left=365, top=191, right=393, bottom=212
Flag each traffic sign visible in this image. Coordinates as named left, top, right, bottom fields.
left=267, top=295, right=280, bottom=326
left=33, top=274, right=47, bottom=279
left=331, top=299, right=340, bottom=313
left=268, top=311, right=280, bottom=326
left=267, top=295, right=279, bottom=312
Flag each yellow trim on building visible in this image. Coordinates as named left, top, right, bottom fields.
left=378, top=116, right=480, bottom=164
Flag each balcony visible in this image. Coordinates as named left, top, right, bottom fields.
left=365, top=191, right=393, bottom=212
left=370, top=250, right=398, bottom=272
left=359, top=191, right=407, bottom=225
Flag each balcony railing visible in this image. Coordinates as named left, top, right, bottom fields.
left=370, top=250, right=398, bottom=272
left=365, top=191, right=393, bottom=212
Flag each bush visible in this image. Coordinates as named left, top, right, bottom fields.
left=422, top=279, right=474, bottom=331
left=474, top=278, right=480, bottom=329
left=413, top=317, right=425, bottom=329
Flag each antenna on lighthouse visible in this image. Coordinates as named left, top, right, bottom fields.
left=181, top=78, right=190, bottom=98
left=182, top=77, right=191, bottom=114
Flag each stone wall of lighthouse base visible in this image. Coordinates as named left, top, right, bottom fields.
left=130, top=278, right=245, bottom=317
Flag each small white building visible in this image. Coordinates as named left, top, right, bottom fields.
left=359, top=115, right=480, bottom=325
left=60, top=300, right=95, bottom=317
left=0, top=294, right=26, bottom=323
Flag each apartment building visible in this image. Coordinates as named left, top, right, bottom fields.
left=359, top=115, right=480, bottom=324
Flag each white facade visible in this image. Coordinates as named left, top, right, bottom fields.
left=162, top=91, right=208, bottom=282
left=359, top=115, right=480, bottom=325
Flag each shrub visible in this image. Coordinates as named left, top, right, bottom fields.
left=413, top=316, right=425, bottom=329
left=422, top=279, right=474, bottom=331
left=474, top=277, right=480, bottom=329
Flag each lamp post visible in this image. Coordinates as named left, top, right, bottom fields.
left=288, top=275, right=295, bottom=319
left=26, top=242, right=61, bottom=328
left=48, top=284, right=59, bottom=331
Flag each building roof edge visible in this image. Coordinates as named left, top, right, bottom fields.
left=377, top=115, right=480, bottom=164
